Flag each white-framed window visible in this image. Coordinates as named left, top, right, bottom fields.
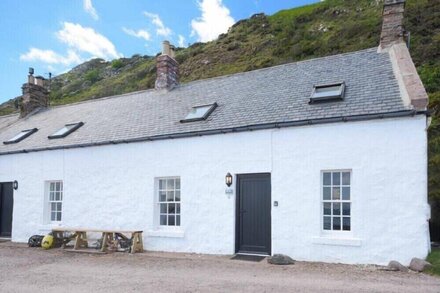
left=322, top=171, right=351, bottom=231
left=47, top=181, right=63, bottom=222
left=157, top=177, right=181, bottom=226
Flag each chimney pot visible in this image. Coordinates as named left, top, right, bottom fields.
left=155, top=41, right=179, bottom=91
left=20, top=70, right=49, bottom=118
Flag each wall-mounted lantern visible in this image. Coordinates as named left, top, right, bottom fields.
left=13, top=180, right=18, bottom=190
left=225, top=173, right=233, bottom=187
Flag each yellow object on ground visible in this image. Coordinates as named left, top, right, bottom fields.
left=41, top=234, right=54, bottom=249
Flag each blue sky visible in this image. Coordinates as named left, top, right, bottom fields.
left=0, top=0, right=317, bottom=103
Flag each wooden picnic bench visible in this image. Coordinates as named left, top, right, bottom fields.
left=52, top=228, right=143, bottom=254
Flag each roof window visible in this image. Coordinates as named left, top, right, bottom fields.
left=310, top=82, right=345, bottom=104
left=3, top=128, right=38, bottom=144
left=48, top=122, right=84, bottom=139
left=181, top=103, right=217, bottom=123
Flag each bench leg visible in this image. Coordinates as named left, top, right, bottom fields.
left=101, top=232, right=114, bottom=253
left=74, top=232, right=88, bottom=250
left=131, top=232, right=143, bottom=254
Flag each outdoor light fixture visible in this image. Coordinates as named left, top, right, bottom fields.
left=13, top=180, right=18, bottom=190
left=225, top=173, right=233, bottom=187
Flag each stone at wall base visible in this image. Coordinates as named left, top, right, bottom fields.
left=409, top=258, right=432, bottom=272
left=387, top=260, right=409, bottom=272
left=267, top=254, right=295, bottom=265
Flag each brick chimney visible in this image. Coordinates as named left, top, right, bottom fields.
left=19, top=68, right=49, bottom=118
left=155, top=41, right=179, bottom=91
left=380, top=0, right=406, bottom=50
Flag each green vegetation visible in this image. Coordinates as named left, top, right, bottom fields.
left=0, top=0, right=439, bottom=213
left=426, top=248, right=440, bottom=276
left=84, top=69, right=101, bottom=84
left=111, top=59, right=124, bottom=69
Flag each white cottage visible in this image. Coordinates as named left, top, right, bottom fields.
left=0, top=0, right=431, bottom=265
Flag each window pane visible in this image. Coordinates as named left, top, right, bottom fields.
left=51, top=203, right=56, bottom=212
left=323, top=217, right=331, bottom=230
left=332, top=203, right=341, bottom=216
left=332, top=187, right=340, bottom=200
left=57, top=203, right=62, bottom=211
left=50, top=183, right=55, bottom=191
left=159, top=191, right=166, bottom=202
left=176, top=203, right=180, bottom=214
left=168, top=203, right=176, bottom=214
left=55, top=192, right=60, bottom=201
left=176, top=179, right=180, bottom=190
left=323, top=203, right=331, bottom=215
left=167, top=191, right=174, bottom=202
left=323, top=187, right=331, bottom=200
left=333, top=217, right=341, bottom=230
left=160, top=215, right=167, bottom=225
left=168, top=215, right=175, bottom=226
left=56, top=212, right=62, bottom=222
left=342, top=172, right=350, bottom=185
left=175, top=191, right=181, bottom=202
left=332, top=172, right=340, bottom=185
left=342, top=187, right=350, bottom=200
left=56, top=182, right=61, bottom=191
left=160, top=203, right=167, bottom=214
left=167, top=179, right=175, bottom=190
left=176, top=215, right=180, bottom=226
left=50, top=192, right=55, bottom=201
left=342, top=203, right=351, bottom=216
left=343, top=217, right=351, bottom=231
left=323, top=173, right=331, bottom=186
left=159, top=180, right=166, bottom=190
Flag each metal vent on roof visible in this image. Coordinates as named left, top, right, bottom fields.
left=180, top=103, right=217, bottom=123
left=3, top=128, right=38, bottom=144
left=48, top=122, right=84, bottom=139
left=310, top=82, right=345, bottom=104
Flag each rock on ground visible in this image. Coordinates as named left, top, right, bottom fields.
left=388, top=260, right=409, bottom=272
left=409, top=258, right=433, bottom=272
left=267, top=254, right=295, bottom=265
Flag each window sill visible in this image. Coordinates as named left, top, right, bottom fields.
left=312, top=236, right=362, bottom=247
left=147, top=229, right=185, bottom=238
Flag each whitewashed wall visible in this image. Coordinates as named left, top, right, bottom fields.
left=0, top=116, right=430, bottom=265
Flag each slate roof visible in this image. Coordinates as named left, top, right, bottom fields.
left=0, top=48, right=416, bottom=155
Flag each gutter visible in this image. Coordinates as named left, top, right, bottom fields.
left=0, top=109, right=428, bottom=156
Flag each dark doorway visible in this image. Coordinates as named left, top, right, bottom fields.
left=236, top=173, right=271, bottom=255
left=0, top=183, right=13, bottom=237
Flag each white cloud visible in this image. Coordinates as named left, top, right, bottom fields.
left=178, top=35, right=186, bottom=48
left=20, top=48, right=82, bottom=66
left=83, top=0, right=99, bottom=20
left=122, top=27, right=151, bottom=41
left=143, top=12, right=172, bottom=37
left=56, top=22, right=121, bottom=59
left=191, top=0, right=235, bottom=42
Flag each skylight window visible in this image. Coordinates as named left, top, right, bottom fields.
left=48, top=122, right=84, bottom=139
left=180, top=103, right=217, bottom=123
left=3, top=128, right=38, bottom=145
left=310, top=82, right=346, bottom=104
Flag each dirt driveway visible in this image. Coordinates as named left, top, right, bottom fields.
left=0, top=242, right=439, bottom=293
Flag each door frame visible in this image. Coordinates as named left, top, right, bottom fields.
left=0, top=182, right=14, bottom=238
left=235, top=173, right=271, bottom=255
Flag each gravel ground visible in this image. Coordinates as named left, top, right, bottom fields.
left=0, top=242, right=439, bottom=293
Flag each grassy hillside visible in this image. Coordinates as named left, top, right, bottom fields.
left=0, top=0, right=439, bottom=201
